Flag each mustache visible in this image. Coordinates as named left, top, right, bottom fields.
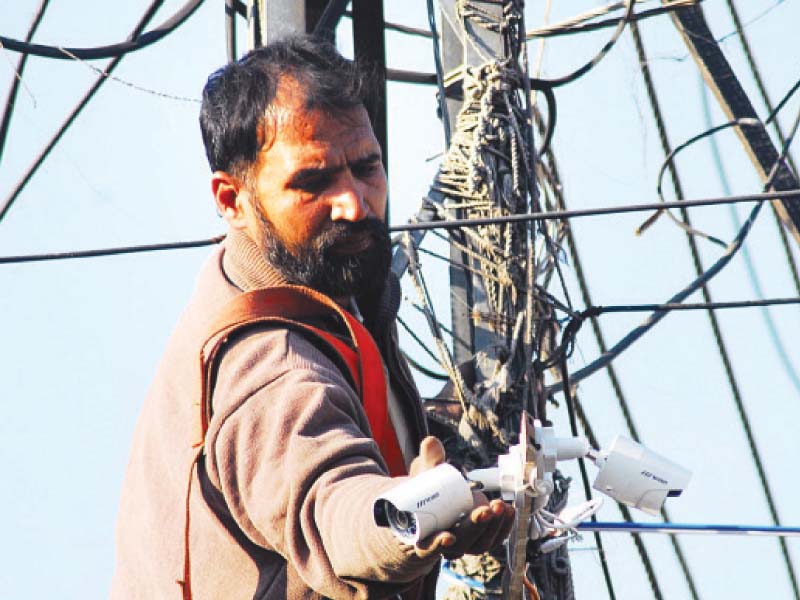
left=315, top=217, right=388, bottom=251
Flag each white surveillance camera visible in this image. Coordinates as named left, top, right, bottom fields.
left=592, top=435, right=691, bottom=515
left=373, top=463, right=474, bottom=544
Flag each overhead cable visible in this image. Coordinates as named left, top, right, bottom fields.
left=56, top=48, right=200, bottom=103
left=0, top=236, right=224, bottom=265
left=722, top=0, right=800, bottom=325
left=580, top=522, right=800, bottom=537
left=389, top=189, right=800, bottom=232
left=0, top=0, right=205, bottom=60
left=0, top=1, right=168, bottom=223
left=699, top=79, right=800, bottom=399
left=550, top=102, right=800, bottom=394
left=560, top=369, right=622, bottom=600
left=526, top=0, right=698, bottom=39
left=6, top=188, right=800, bottom=265
left=528, top=0, right=634, bottom=88
left=630, top=20, right=800, bottom=599
left=589, top=297, right=800, bottom=314
left=553, top=147, right=700, bottom=595
left=426, top=0, right=450, bottom=146
left=0, top=0, right=50, bottom=165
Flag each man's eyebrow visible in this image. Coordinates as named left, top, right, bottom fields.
left=287, top=153, right=382, bottom=188
left=286, top=165, right=341, bottom=187
left=349, top=152, right=382, bottom=167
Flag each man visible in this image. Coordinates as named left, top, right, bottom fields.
left=113, top=35, right=513, bottom=599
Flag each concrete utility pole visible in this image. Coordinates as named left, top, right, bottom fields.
left=439, top=0, right=506, bottom=367
left=669, top=2, right=800, bottom=244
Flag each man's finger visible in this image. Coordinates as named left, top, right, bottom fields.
left=409, top=436, right=446, bottom=476
left=414, top=531, right=455, bottom=559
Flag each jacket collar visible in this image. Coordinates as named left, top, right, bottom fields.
left=222, top=229, right=287, bottom=292
left=221, top=227, right=401, bottom=334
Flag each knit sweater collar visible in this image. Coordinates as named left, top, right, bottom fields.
left=222, top=227, right=401, bottom=334
left=222, top=229, right=287, bottom=292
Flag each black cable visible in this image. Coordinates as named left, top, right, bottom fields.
left=559, top=359, right=619, bottom=600
left=637, top=117, right=760, bottom=243
left=426, top=0, right=451, bottom=145
left=0, top=0, right=50, bottom=166
left=230, top=0, right=246, bottom=18
left=527, top=3, right=703, bottom=40
left=531, top=83, right=557, bottom=157
left=0, top=0, right=169, bottom=223
left=402, top=351, right=450, bottom=381
left=560, top=183, right=700, bottom=599
left=0, top=236, right=224, bottom=265
left=344, top=11, right=434, bottom=39
left=0, top=0, right=204, bottom=60
left=388, top=188, right=800, bottom=233
left=529, top=0, right=635, bottom=89
left=768, top=75, right=800, bottom=127
left=397, top=315, right=448, bottom=370
left=6, top=187, right=798, bottom=264
left=386, top=68, right=437, bottom=85
left=592, top=296, right=800, bottom=314
left=610, top=23, right=800, bottom=596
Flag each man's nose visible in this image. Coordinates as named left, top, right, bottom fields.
left=329, top=175, right=369, bottom=222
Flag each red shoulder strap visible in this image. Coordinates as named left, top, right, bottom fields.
left=196, top=285, right=406, bottom=476
left=180, top=286, right=408, bottom=599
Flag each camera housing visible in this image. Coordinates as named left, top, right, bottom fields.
left=592, top=435, right=691, bottom=515
left=373, top=463, right=474, bottom=543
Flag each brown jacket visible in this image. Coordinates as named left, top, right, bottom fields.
left=112, top=231, right=439, bottom=599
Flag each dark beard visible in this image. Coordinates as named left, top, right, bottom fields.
left=255, top=211, right=391, bottom=299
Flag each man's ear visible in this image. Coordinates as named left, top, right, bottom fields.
left=211, top=171, right=249, bottom=230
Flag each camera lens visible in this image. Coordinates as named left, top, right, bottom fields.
left=385, top=502, right=417, bottom=541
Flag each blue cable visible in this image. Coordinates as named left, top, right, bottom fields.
left=699, top=75, right=800, bottom=397
left=579, top=521, right=800, bottom=537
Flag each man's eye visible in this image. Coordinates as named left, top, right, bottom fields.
left=297, top=176, right=331, bottom=194
left=352, top=163, right=380, bottom=179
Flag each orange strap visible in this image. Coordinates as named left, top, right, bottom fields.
left=180, top=286, right=407, bottom=598
left=195, top=285, right=406, bottom=475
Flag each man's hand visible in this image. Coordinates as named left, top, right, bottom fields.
left=408, top=437, right=515, bottom=559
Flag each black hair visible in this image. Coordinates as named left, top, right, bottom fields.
left=199, top=34, right=374, bottom=177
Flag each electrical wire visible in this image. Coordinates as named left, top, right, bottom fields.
left=0, top=0, right=205, bottom=60
left=590, top=296, right=800, bottom=314
left=526, top=1, right=699, bottom=40
left=344, top=11, right=433, bottom=39
left=722, top=0, right=800, bottom=339
left=0, top=1, right=168, bottom=223
left=551, top=108, right=800, bottom=394
left=389, top=189, right=800, bottom=233
left=550, top=138, right=698, bottom=598
left=528, top=0, right=635, bottom=89
left=629, top=21, right=800, bottom=599
left=579, top=522, right=800, bottom=537
left=0, top=0, right=50, bottom=166
left=0, top=236, right=224, bottom=265
left=560, top=367, right=620, bottom=600
left=6, top=187, right=800, bottom=265
left=426, top=0, right=451, bottom=146
left=402, top=351, right=450, bottom=381
left=397, top=315, right=449, bottom=372
left=56, top=48, right=201, bottom=103
left=636, top=117, right=759, bottom=243
left=699, top=78, right=800, bottom=399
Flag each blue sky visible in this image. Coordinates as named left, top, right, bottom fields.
left=2, top=1, right=800, bottom=598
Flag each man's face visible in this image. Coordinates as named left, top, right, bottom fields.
left=242, top=88, right=390, bottom=298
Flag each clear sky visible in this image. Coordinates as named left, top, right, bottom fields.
left=2, top=1, right=799, bottom=598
